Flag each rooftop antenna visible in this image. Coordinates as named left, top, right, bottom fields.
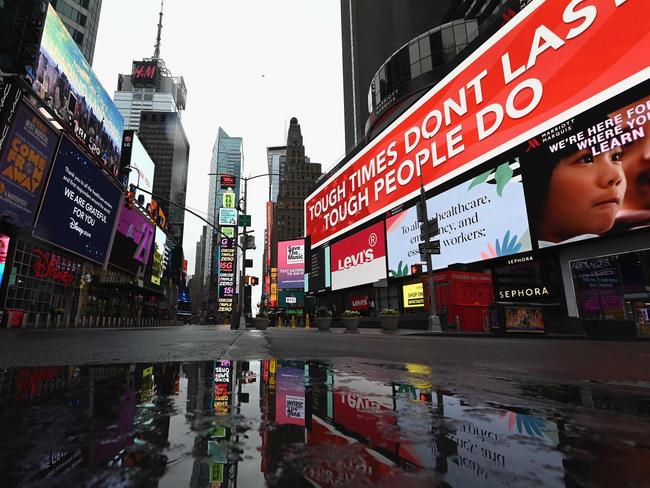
left=153, top=0, right=164, bottom=59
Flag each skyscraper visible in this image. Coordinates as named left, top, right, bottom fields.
left=203, top=128, right=243, bottom=312
left=267, top=146, right=287, bottom=204
left=340, top=0, right=451, bottom=153
left=0, top=0, right=102, bottom=71
left=271, top=118, right=321, bottom=264
left=113, top=3, right=189, bottom=244
left=50, top=0, right=102, bottom=65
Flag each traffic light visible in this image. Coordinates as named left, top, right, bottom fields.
left=250, top=277, right=259, bottom=286
left=125, top=190, right=135, bottom=209
left=244, top=275, right=250, bottom=285
left=411, top=264, right=422, bottom=275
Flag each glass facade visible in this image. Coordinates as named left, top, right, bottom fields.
left=570, top=250, right=650, bottom=333
left=368, top=19, right=479, bottom=116
left=4, top=237, right=82, bottom=315
left=203, top=128, right=242, bottom=305
left=51, top=0, right=102, bottom=65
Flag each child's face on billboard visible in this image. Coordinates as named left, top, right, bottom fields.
left=538, top=148, right=625, bottom=242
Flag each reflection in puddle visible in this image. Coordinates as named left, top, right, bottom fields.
left=0, top=360, right=648, bottom=486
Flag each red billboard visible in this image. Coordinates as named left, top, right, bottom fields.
left=330, top=221, right=386, bottom=291
left=305, top=0, right=649, bottom=247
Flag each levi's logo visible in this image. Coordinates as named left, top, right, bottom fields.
left=337, top=248, right=374, bottom=270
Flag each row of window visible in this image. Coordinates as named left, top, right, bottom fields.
left=368, top=19, right=479, bottom=113
left=56, top=2, right=87, bottom=27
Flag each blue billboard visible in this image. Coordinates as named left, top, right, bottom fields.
left=0, top=102, right=59, bottom=227
left=33, top=136, right=122, bottom=264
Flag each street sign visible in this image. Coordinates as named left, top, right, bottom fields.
left=418, top=240, right=440, bottom=255
left=238, top=214, right=251, bottom=227
left=372, top=278, right=388, bottom=288
left=240, top=234, right=256, bottom=250
left=244, top=259, right=253, bottom=268
left=424, top=218, right=439, bottom=238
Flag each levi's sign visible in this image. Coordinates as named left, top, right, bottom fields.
left=305, top=0, right=648, bottom=247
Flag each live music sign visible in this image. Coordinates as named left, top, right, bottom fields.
left=305, top=0, right=648, bottom=248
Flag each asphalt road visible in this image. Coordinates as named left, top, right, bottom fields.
left=2, top=325, right=649, bottom=387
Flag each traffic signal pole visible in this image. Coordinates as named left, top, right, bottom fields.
left=419, top=184, right=443, bottom=333
left=238, top=177, right=248, bottom=329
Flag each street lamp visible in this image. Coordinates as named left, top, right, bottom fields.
left=208, top=172, right=279, bottom=329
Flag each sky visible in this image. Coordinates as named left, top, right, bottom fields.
left=92, top=0, right=345, bottom=310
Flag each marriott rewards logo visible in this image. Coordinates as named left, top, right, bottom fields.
left=330, top=222, right=386, bottom=291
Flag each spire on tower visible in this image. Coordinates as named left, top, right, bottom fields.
left=153, top=0, right=164, bottom=59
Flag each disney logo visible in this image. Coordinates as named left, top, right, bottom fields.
left=69, top=218, right=90, bottom=237
left=32, top=249, right=76, bottom=287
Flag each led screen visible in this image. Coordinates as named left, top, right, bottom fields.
left=387, top=158, right=530, bottom=276
left=305, top=1, right=647, bottom=248
left=34, top=5, right=123, bottom=174
left=33, top=136, right=122, bottom=264
left=330, top=221, right=386, bottom=291
left=277, top=239, right=305, bottom=289
left=0, top=102, right=58, bottom=227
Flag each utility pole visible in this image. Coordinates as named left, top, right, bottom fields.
left=417, top=183, right=443, bottom=333
left=238, top=177, right=248, bottom=329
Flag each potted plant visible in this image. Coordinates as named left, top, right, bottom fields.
left=379, top=308, right=400, bottom=331
left=342, top=309, right=360, bottom=331
left=253, top=311, right=270, bottom=330
left=315, top=306, right=332, bottom=331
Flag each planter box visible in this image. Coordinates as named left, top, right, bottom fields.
left=315, top=317, right=332, bottom=331
left=380, top=315, right=400, bottom=331
left=253, top=318, right=270, bottom=330
left=343, top=317, right=359, bottom=331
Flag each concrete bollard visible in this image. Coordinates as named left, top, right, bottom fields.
left=65, top=315, right=70, bottom=328
left=22, top=313, right=29, bottom=329
left=34, top=314, right=40, bottom=329
left=55, top=315, right=61, bottom=328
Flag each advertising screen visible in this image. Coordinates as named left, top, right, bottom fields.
left=277, top=239, right=305, bottom=289
left=504, top=306, right=544, bottom=333
left=33, top=136, right=122, bottom=264
left=121, top=131, right=155, bottom=207
left=131, top=60, right=159, bottom=87
left=0, top=102, right=59, bottom=227
left=387, top=157, right=530, bottom=276
left=520, top=82, right=650, bottom=249
left=275, top=366, right=305, bottom=426
left=218, top=208, right=237, bottom=226
left=217, top=235, right=236, bottom=313
left=403, top=283, right=424, bottom=308
left=33, top=5, right=124, bottom=175
left=330, top=221, right=386, bottom=291
left=0, top=234, right=10, bottom=287
left=308, top=245, right=328, bottom=292
left=213, top=360, right=231, bottom=414
left=305, top=0, right=647, bottom=248
left=108, top=204, right=155, bottom=277
left=279, top=291, right=304, bottom=308
left=150, top=227, right=167, bottom=286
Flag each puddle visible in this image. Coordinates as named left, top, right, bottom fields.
left=0, top=360, right=649, bottom=487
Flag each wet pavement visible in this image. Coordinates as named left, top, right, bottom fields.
left=1, top=359, right=649, bottom=487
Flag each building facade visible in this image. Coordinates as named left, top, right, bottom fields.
left=0, top=0, right=102, bottom=70
left=340, top=0, right=452, bottom=153
left=271, top=118, right=321, bottom=265
left=203, top=128, right=242, bottom=314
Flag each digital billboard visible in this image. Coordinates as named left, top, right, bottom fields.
left=386, top=157, right=531, bottom=276
left=121, top=131, right=155, bottom=207
left=520, top=82, right=650, bottom=248
left=0, top=102, right=59, bottom=227
left=33, top=5, right=124, bottom=175
left=218, top=208, right=237, bottom=226
left=131, top=60, right=159, bottom=87
left=305, top=0, right=648, bottom=248
left=33, top=136, right=122, bottom=265
left=217, top=235, right=236, bottom=313
left=403, top=283, right=424, bottom=308
left=0, top=234, right=10, bottom=288
left=277, top=239, right=305, bottom=289
left=308, top=245, right=328, bottom=292
left=108, top=204, right=155, bottom=277
left=330, top=221, right=386, bottom=291
left=150, top=227, right=167, bottom=286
